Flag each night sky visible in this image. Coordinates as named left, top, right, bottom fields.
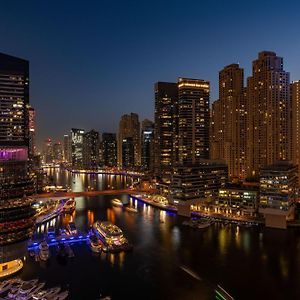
left=1, top=0, right=300, bottom=149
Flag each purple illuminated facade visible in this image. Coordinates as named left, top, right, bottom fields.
left=0, top=53, right=35, bottom=274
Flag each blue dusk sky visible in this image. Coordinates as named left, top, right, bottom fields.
left=1, top=0, right=300, bottom=148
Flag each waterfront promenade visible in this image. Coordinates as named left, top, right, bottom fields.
left=33, top=188, right=157, bottom=198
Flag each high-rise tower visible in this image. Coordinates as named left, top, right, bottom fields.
left=118, top=113, right=140, bottom=167
left=211, top=64, right=246, bottom=179
left=246, top=51, right=290, bottom=177
left=154, top=82, right=178, bottom=181
left=177, top=78, right=210, bottom=164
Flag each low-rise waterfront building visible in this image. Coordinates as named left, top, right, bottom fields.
left=170, top=160, right=228, bottom=216
left=215, top=183, right=259, bottom=216
left=259, top=161, right=298, bottom=229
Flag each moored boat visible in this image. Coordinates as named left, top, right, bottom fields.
left=62, top=199, right=76, bottom=213
left=111, top=198, right=123, bottom=207
left=93, top=221, right=132, bottom=252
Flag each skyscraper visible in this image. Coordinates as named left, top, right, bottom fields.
left=43, top=138, right=53, bottom=164
left=71, top=128, right=85, bottom=169
left=141, top=119, right=154, bottom=172
left=102, top=133, right=117, bottom=168
left=177, top=78, right=210, bottom=164
left=83, top=129, right=100, bottom=169
left=246, top=51, right=290, bottom=177
left=53, top=141, right=63, bottom=163
left=27, top=105, right=36, bottom=158
left=154, top=82, right=178, bottom=180
left=122, top=137, right=134, bottom=169
left=63, top=134, right=71, bottom=162
left=118, top=113, right=140, bottom=167
left=291, top=81, right=300, bottom=183
left=211, top=64, right=246, bottom=179
left=0, top=53, right=35, bottom=277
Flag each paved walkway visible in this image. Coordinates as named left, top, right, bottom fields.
left=33, top=189, right=157, bottom=198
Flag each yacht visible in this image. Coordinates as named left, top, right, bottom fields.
left=43, top=290, right=69, bottom=300
left=197, top=222, right=211, bottom=229
left=32, top=287, right=61, bottom=300
left=66, top=222, right=77, bottom=235
left=62, top=199, right=76, bottom=213
left=16, top=281, right=45, bottom=300
left=39, top=240, right=50, bottom=261
left=88, top=233, right=102, bottom=253
left=0, top=278, right=23, bottom=295
left=93, top=221, right=132, bottom=252
left=125, top=206, right=137, bottom=213
left=7, top=279, right=38, bottom=299
left=111, top=198, right=123, bottom=207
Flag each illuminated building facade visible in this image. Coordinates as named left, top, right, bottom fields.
left=43, top=138, right=53, bottom=164
left=63, top=134, right=71, bottom=162
left=211, top=64, right=246, bottom=179
left=170, top=160, right=228, bottom=216
left=246, top=51, right=290, bottom=177
left=118, top=113, right=140, bottom=167
left=217, top=184, right=259, bottom=216
left=27, top=105, right=36, bottom=158
left=102, top=132, right=117, bottom=167
left=83, top=129, right=100, bottom=169
left=178, top=78, right=210, bottom=164
left=154, top=82, right=178, bottom=180
left=291, top=81, right=300, bottom=184
left=141, top=119, right=154, bottom=172
left=0, top=53, right=35, bottom=277
left=53, top=141, right=63, bottom=163
left=71, top=128, right=85, bottom=169
left=122, top=137, right=134, bottom=169
left=259, top=161, right=298, bottom=229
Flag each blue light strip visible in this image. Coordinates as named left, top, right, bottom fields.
left=28, top=235, right=88, bottom=250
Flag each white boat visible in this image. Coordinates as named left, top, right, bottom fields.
left=111, top=198, right=123, bottom=207
left=32, top=287, right=61, bottom=300
left=63, top=198, right=76, bottom=213
left=88, top=234, right=102, bottom=253
left=197, top=222, right=211, bottom=229
left=0, top=278, right=23, bottom=294
left=7, top=279, right=38, bottom=299
left=39, top=240, right=50, bottom=261
left=16, top=281, right=45, bottom=300
left=66, top=222, right=77, bottom=235
left=125, top=206, right=137, bottom=213
left=43, top=290, right=69, bottom=300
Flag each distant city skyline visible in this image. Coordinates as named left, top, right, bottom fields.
left=1, top=1, right=300, bottom=147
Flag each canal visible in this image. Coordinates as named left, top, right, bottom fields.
left=19, top=168, right=300, bottom=299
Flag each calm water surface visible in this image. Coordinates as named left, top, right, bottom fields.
left=19, top=169, right=300, bottom=299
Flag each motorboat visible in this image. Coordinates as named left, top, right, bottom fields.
left=88, top=234, right=102, bottom=253
left=7, top=279, right=38, bottom=299
left=32, top=287, right=61, bottom=300
left=111, top=198, right=123, bottom=207
left=39, top=240, right=50, bottom=261
left=125, top=206, right=137, bottom=213
left=66, top=222, right=77, bottom=235
left=43, top=290, right=69, bottom=300
left=63, top=199, right=76, bottom=213
left=16, top=281, right=45, bottom=300
left=197, top=222, right=211, bottom=229
left=0, top=278, right=23, bottom=295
